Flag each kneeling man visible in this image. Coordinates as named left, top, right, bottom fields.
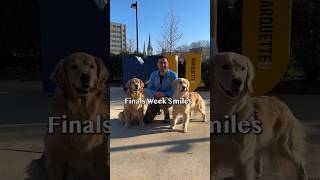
left=143, top=55, right=178, bottom=123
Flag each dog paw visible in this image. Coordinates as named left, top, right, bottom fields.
left=183, top=128, right=188, bottom=133
left=203, top=115, right=207, bottom=122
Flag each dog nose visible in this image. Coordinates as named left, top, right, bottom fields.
left=232, top=79, right=242, bottom=88
left=80, top=73, right=90, bottom=83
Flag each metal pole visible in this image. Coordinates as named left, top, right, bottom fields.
left=210, top=0, right=218, bottom=58
left=211, top=0, right=217, bottom=41
left=136, top=1, right=139, bottom=53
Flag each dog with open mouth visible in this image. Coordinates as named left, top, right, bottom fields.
left=25, top=52, right=109, bottom=180
left=119, top=78, right=145, bottom=127
left=211, top=52, right=308, bottom=180
left=171, top=78, right=206, bottom=133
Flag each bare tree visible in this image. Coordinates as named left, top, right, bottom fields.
left=176, top=44, right=191, bottom=52
left=190, top=40, right=210, bottom=49
left=126, top=36, right=135, bottom=54
left=158, top=6, right=183, bottom=53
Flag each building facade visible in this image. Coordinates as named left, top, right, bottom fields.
left=110, top=22, right=126, bottom=54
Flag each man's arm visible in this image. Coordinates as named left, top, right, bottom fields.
left=145, top=73, right=156, bottom=97
left=163, top=71, right=178, bottom=97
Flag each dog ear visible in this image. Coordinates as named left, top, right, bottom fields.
left=245, top=56, right=255, bottom=93
left=126, top=80, right=131, bottom=91
left=95, top=56, right=109, bottom=91
left=140, top=79, right=144, bottom=89
left=50, top=58, right=69, bottom=91
left=186, top=79, right=190, bottom=91
left=172, top=79, right=179, bottom=90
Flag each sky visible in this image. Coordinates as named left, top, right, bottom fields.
left=110, top=0, right=210, bottom=54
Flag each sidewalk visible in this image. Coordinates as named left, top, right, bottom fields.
left=110, top=88, right=320, bottom=180
left=0, top=81, right=319, bottom=180
left=0, top=80, right=47, bottom=124
left=110, top=87, right=210, bottom=180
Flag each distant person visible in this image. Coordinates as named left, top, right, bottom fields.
left=143, top=55, right=178, bottom=123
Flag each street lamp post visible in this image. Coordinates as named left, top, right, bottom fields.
left=131, top=1, right=139, bottom=53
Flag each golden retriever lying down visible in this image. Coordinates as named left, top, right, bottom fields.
left=211, top=52, right=307, bottom=180
left=25, top=52, right=109, bottom=180
left=118, top=78, right=145, bottom=127
left=171, top=78, right=206, bottom=133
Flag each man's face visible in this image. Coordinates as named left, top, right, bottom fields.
left=157, top=58, right=169, bottom=73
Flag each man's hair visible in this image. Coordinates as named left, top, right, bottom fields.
left=158, top=54, right=167, bottom=60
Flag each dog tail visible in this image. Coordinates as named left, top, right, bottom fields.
left=118, top=111, right=124, bottom=122
left=195, top=94, right=206, bottom=114
left=25, top=155, right=47, bottom=180
left=287, top=112, right=307, bottom=160
left=269, top=107, right=307, bottom=176
left=200, top=96, right=206, bottom=111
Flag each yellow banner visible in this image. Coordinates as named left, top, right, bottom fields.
left=185, top=53, right=202, bottom=91
left=242, top=0, right=292, bottom=96
left=165, top=54, right=178, bottom=73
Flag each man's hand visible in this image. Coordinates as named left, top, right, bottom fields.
left=154, top=92, right=165, bottom=98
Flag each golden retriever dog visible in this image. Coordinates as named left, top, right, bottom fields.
left=171, top=78, right=206, bottom=133
left=118, top=78, right=145, bottom=127
left=211, top=52, right=307, bottom=180
left=25, top=52, right=109, bottom=180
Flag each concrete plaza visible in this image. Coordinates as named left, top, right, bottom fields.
left=0, top=81, right=319, bottom=180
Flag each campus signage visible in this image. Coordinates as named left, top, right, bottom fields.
left=166, top=53, right=202, bottom=91
left=242, top=0, right=292, bottom=96
left=165, top=54, right=178, bottom=73
left=184, top=53, right=202, bottom=92
left=123, top=54, right=202, bottom=91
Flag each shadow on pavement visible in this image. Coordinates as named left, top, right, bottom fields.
left=110, top=118, right=207, bottom=138
left=110, top=137, right=209, bottom=153
left=110, top=118, right=179, bottom=138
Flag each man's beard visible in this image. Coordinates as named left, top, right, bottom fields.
left=160, top=68, right=168, bottom=73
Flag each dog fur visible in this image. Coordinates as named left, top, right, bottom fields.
left=210, top=52, right=308, bottom=180
left=171, top=78, right=206, bottom=133
left=118, top=78, right=145, bottom=127
left=25, top=52, right=109, bottom=180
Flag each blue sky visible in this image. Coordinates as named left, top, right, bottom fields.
left=110, top=0, right=210, bottom=53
